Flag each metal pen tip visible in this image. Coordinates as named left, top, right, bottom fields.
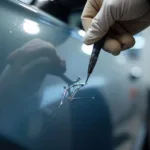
left=85, top=73, right=90, bottom=84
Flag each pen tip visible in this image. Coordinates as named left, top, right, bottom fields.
left=85, top=74, right=90, bottom=84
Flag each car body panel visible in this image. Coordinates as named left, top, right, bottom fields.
left=0, top=0, right=147, bottom=149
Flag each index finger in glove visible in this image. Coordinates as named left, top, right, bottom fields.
left=81, top=0, right=102, bottom=31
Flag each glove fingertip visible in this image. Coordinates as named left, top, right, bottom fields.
left=84, top=39, right=93, bottom=45
left=84, top=28, right=106, bottom=45
left=112, top=51, right=121, bottom=56
left=84, top=35, right=102, bottom=45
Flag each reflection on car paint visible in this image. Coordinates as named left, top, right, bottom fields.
left=23, top=19, right=40, bottom=34
left=0, top=0, right=147, bottom=149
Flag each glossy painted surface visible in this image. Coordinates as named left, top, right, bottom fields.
left=0, top=0, right=147, bottom=149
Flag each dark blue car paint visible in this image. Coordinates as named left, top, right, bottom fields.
left=0, top=0, right=146, bottom=149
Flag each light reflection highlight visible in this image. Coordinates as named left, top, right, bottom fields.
left=81, top=44, right=93, bottom=55
left=23, top=19, right=40, bottom=34
left=19, top=0, right=33, bottom=4
left=131, top=35, right=145, bottom=50
left=131, top=66, right=142, bottom=78
left=78, top=30, right=86, bottom=37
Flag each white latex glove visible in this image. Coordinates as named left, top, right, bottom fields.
left=81, top=0, right=150, bottom=55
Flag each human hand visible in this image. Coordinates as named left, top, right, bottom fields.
left=81, top=0, right=150, bottom=55
left=7, top=39, right=66, bottom=75
left=0, top=39, right=66, bottom=96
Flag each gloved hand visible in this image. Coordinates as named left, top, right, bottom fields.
left=81, top=0, right=150, bottom=55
